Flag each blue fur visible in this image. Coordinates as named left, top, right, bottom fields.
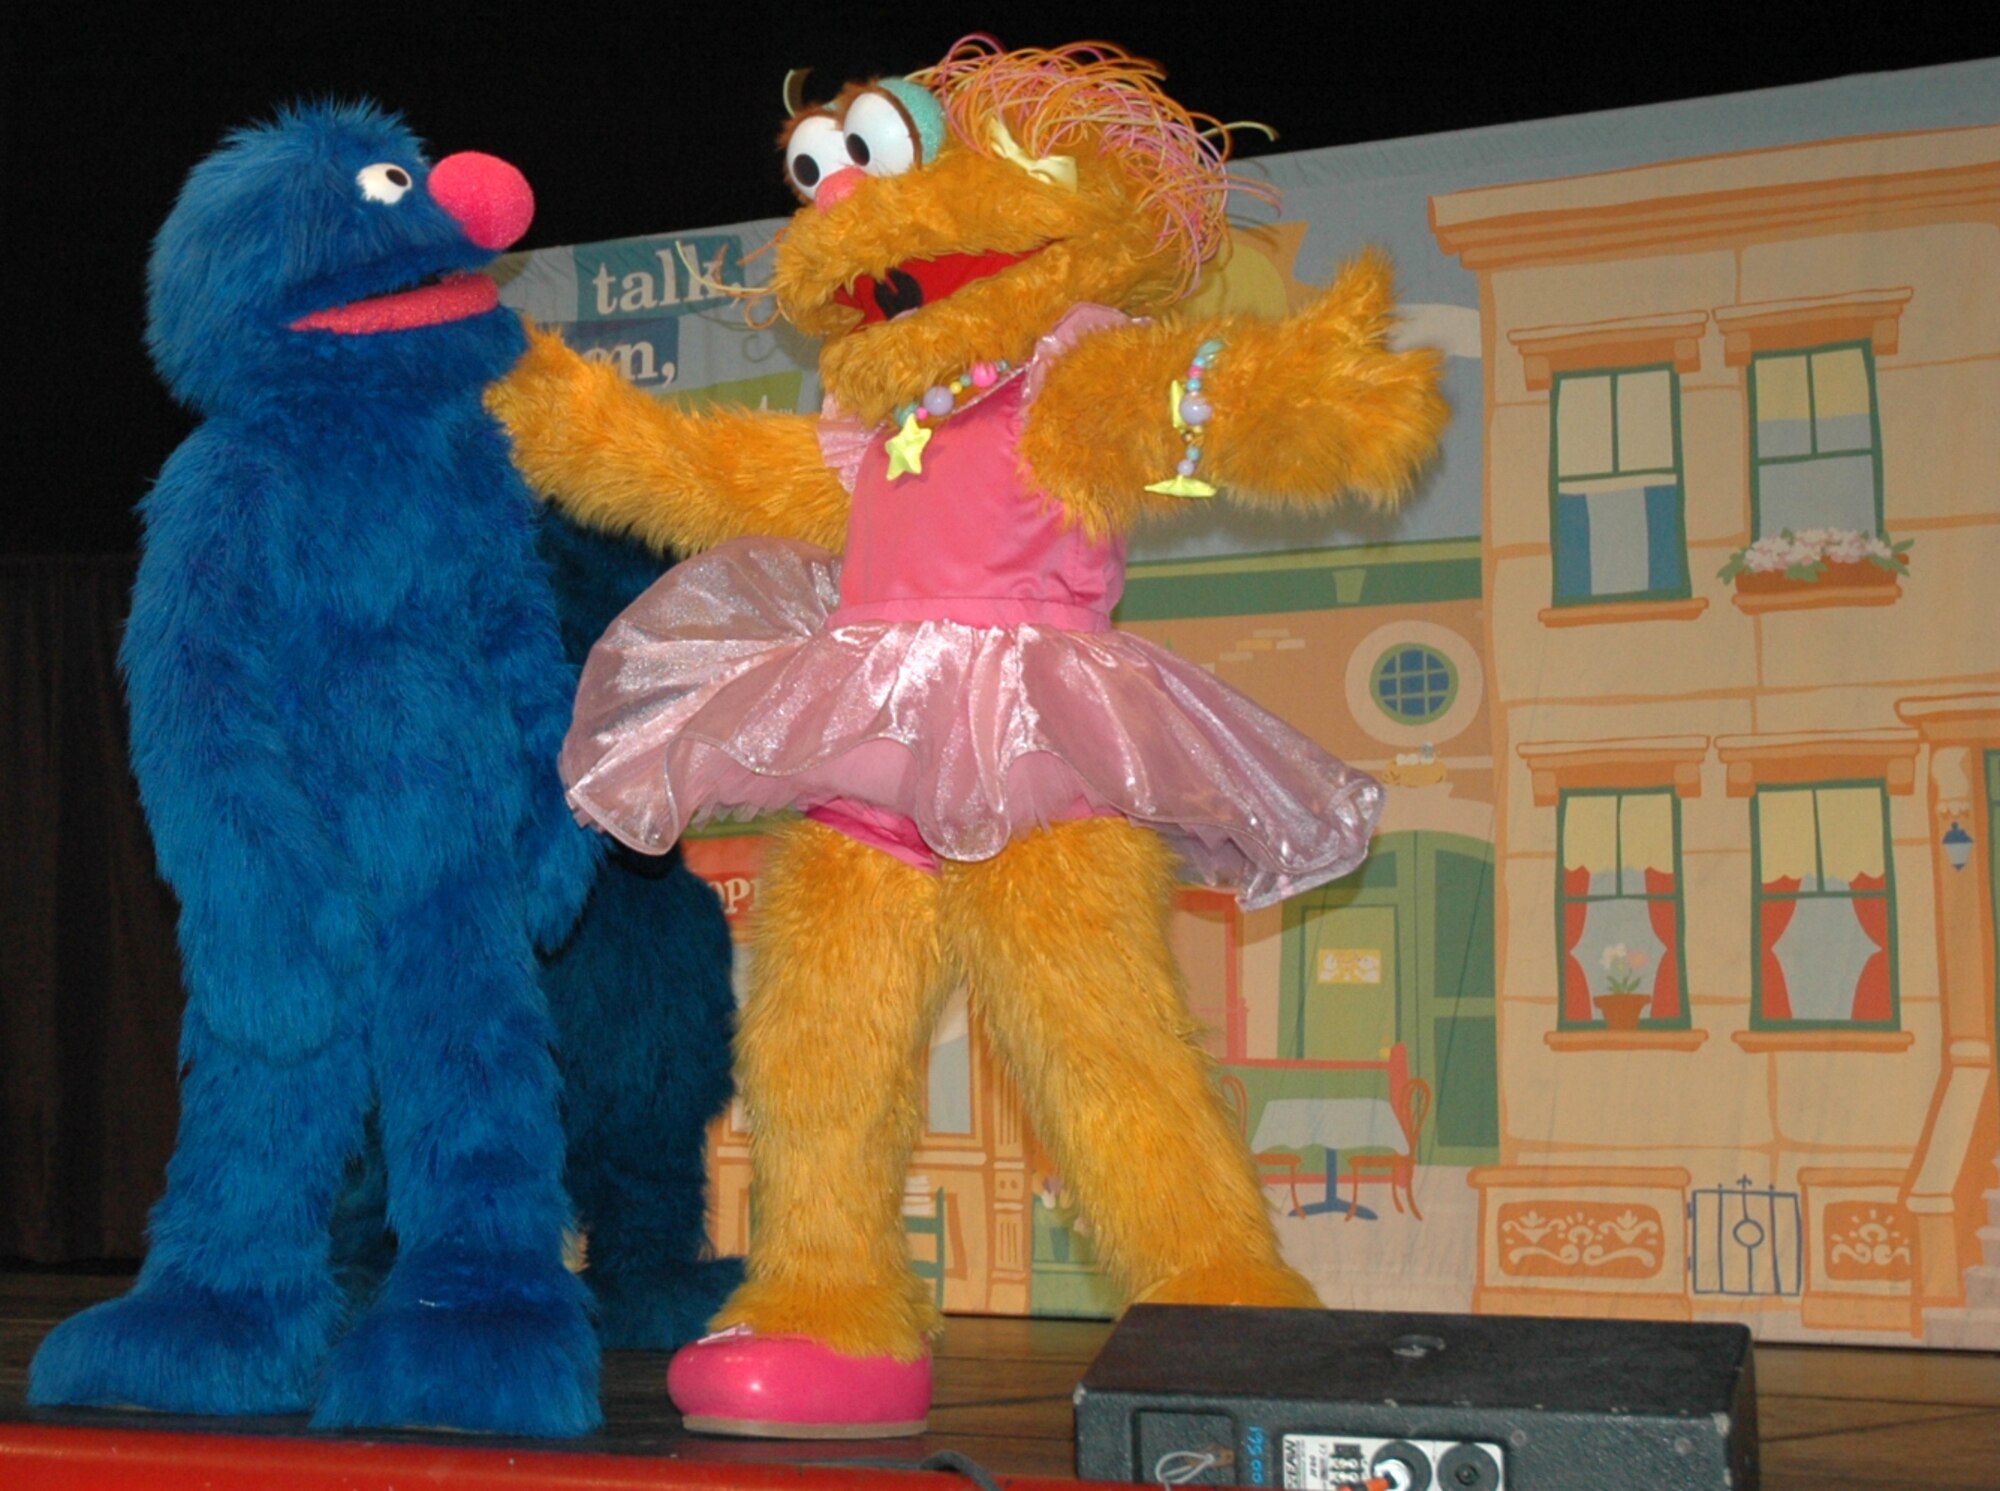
left=543, top=845, right=744, bottom=1347
left=329, top=525, right=745, bottom=1346
left=28, top=100, right=737, bottom=1435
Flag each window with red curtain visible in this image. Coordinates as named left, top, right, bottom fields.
left=1556, top=789, right=1689, bottom=1028
left=1753, top=783, right=1897, bottom=1027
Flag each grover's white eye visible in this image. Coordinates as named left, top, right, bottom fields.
left=841, top=89, right=919, bottom=178
left=783, top=113, right=847, bottom=201
left=357, top=162, right=414, bottom=204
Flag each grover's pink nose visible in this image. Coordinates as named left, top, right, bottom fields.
left=429, top=151, right=534, bottom=250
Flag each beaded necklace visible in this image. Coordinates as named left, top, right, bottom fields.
left=883, top=358, right=1016, bottom=480
left=879, top=335, right=1227, bottom=497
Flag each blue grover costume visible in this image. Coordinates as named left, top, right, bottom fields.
left=28, top=100, right=737, bottom=1436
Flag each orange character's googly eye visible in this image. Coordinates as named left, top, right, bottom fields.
left=840, top=89, right=920, bottom=179
left=782, top=112, right=846, bottom=202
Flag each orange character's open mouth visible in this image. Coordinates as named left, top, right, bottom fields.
left=830, top=246, right=1044, bottom=325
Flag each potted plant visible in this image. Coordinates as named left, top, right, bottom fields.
left=1593, top=944, right=1651, bottom=1029
left=1034, top=1172, right=1085, bottom=1262
left=1720, top=527, right=1912, bottom=596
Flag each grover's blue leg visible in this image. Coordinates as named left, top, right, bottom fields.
left=544, top=850, right=742, bottom=1349
left=328, top=1111, right=395, bottom=1311
left=28, top=1013, right=369, bottom=1415
left=312, top=876, right=598, bottom=1436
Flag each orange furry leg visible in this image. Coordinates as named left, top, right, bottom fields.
left=711, top=819, right=951, bottom=1361
left=943, top=818, right=1320, bottom=1312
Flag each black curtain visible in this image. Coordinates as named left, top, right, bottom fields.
left=1, top=556, right=181, bottom=1262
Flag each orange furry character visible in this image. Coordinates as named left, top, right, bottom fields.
left=492, top=36, right=1447, bottom=1438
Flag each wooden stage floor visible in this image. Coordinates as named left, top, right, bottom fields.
left=5, top=1269, right=2000, bottom=1488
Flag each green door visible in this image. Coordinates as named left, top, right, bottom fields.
left=1284, top=842, right=1406, bottom=1064
left=1419, top=836, right=1500, bottom=1165
left=1282, top=832, right=1499, bottom=1165
left=1298, top=903, right=1400, bottom=1061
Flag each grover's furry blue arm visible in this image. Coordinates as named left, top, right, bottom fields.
left=122, top=431, right=364, bottom=1060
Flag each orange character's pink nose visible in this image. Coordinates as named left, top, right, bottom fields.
left=815, top=167, right=866, bottom=210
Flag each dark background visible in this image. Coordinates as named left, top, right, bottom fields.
left=6, top=6, right=1998, bottom=557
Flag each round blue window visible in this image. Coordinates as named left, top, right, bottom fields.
left=1371, top=644, right=1458, bottom=723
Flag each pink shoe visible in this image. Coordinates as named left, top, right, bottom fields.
left=667, top=1325, right=932, bottom=1438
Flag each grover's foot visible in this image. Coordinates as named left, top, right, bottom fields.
left=591, top=1254, right=745, bottom=1351
left=28, top=1273, right=339, bottom=1416
left=667, top=1326, right=931, bottom=1438
left=311, top=1248, right=599, bottom=1436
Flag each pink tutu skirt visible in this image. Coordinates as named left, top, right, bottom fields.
left=560, top=538, right=1383, bottom=910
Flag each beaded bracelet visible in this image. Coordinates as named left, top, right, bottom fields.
left=1145, top=338, right=1225, bottom=498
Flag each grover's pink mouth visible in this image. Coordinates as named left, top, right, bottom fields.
left=289, top=271, right=500, bottom=335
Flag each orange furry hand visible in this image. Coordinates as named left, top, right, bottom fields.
left=1019, top=251, right=1448, bottom=536
left=1195, top=250, right=1449, bottom=509
left=485, top=322, right=607, bottom=496
left=486, top=323, right=851, bottom=556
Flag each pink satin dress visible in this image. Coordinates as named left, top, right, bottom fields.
left=558, top=306, right=1381, bottom=909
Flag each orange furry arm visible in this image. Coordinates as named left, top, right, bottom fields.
left=486, top=323, right=851, bottom=555
left=1021, top=251, right=1448, bottom=535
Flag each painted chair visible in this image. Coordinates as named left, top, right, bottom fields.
left=1344, top=1078, right=1432, bottom=1222
left=1217, top=1073, right=1307, bottom=1219
left=906, top=1187, right=950, bottom=1306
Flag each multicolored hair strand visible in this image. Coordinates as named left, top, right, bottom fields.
left=911, top=35, right=1279, bottom=301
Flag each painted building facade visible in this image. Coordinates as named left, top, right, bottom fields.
left=1430, top=122, right=2000, bottom=1339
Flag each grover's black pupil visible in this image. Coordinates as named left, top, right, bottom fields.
left=387, top=167, right=410, bottom=187
left=793, top=155, right=820, bottom=187
left=846, top=134, right=870, bottom=166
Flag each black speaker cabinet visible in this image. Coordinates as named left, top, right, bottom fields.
left=1073, top=1305, right=1756, bottom=1490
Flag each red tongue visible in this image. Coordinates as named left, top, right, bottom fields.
left=833, top=249, right=1034, bottom=325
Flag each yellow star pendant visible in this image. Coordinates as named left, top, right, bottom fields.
left=885, top=413, right=933, bottom=480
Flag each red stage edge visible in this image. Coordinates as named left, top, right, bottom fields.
left=0, top=1424, right=1120, bottom=1491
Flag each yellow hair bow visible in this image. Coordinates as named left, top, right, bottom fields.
left=986, top=118, right=1077, bottom=191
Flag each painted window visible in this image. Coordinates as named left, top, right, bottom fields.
left=1557, top=789, right=1689, bottom=1027
left=1371, top=643, right=1457, bottom=724
left=1550, top=366, right=1690, bottom=604
left=1750, top=343, right=1883, bottom=539
left=1752, top=783, right=1897, bottom=1027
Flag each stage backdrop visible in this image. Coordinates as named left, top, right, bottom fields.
left=492, top=56, right=2000, bottom=1349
